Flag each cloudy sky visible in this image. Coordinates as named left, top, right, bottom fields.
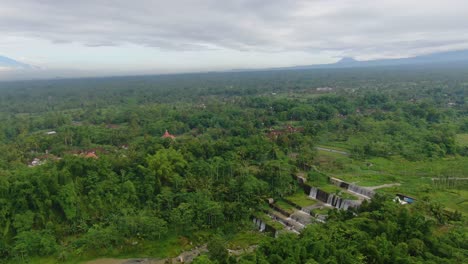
left=1, top=0, right=468, bottom=79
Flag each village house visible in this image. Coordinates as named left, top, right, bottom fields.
left=162, top=130, right=176, bottom=139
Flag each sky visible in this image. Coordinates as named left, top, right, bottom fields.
left=1, top=0, right=468, bottom=79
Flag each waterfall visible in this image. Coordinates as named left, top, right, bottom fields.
left=327, top=194, right=344, bottom=209
left=253, top=218, right=266, bottom=232
left=316, top=214, right=327, bottom=223
left=324, top=193, right=363, bottom=210
left=316, top=189, right=329, bottom=203
left=341, top=199, right=361, bottom=210
left=309, top=184, right=367, bottom=210
left=309, top=187, right=318, bottom=199
left=341, top=200, right=351, bottom=210
left=327, top=194, right=334, bottom=206
left=329, top=177, right=375, bottom=199
left=348, top=184, right=374, bottom=198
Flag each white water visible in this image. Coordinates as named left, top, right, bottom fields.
left=348, top=184, right=374, bottom=198
left=253, top=218, right=266, bottom=232
left=309, top=187, right=318, bottom=199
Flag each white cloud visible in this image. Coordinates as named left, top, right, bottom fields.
left=0, top=0, right=467, bottom=78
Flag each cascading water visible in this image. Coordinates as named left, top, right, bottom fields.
left=309, top=183, right=365, bottom=210
left=309, top=187, right=318, bottom=199
left=253, top=218, right=266, bottom=232
left=326, top=194, right=335, bottom=206
left=327, top=194, right=343, bottom=209
left=329, top=177, right=375, bottom=199
left=316, top=189, right=329, bottom=202
left=323, top=192, right=362, bottom=209
left=348, top=184, right=374, bottom=198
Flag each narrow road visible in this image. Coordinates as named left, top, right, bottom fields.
left=368, top=183, right=401, bottom=190
left=431, top=177, right=468, bottom=180
left=315, top=147, right=349, bottom=155
left=85, top=244, right=261, bottom=264
left=85, top=245, right=208, bottom=264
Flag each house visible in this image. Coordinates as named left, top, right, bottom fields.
left=29, top=158, right=44, bottom=167
left=267, top=125, right=304, bottom=139
left=46, top=131, right=57, bottom=135
left=316, top=87, right=334, bottom=92
left=162, top=130, right=176, bottom=139
left=84, top=152, right=98, bottom=159
left=394, top=194, right=416, bottom=204
left=28, top=154, right=60, bottom=167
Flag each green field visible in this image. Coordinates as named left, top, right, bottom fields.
left=226, top=231, right=270, bottom=250
left=456, top=133, right=468, bottom=147
left=285, top=192, right=317, bottom=208
left=314, top=148, right=468, bottom=215
left=274, top=199, right=297, bottom=215
left=254, top=213, right=284, bottom=231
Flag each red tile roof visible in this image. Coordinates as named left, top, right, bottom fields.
left=84, top=152, right=98, bottom=159
left=162, top=130, right=176, bottom=139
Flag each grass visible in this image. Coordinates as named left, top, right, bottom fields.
left=285, top=192, right=317, bottom=208
left=73, top=234, right=192, bottom=263
left=29, top=227, right=267, bottom=264
left=316, top=149, right=349, bottom=159
left=254, top=212, right=284, bottom=231
left=316, top=144, right=349, bottom=152
left=274, top=199, right=297, bottom=215
left=455, top=133, right=468, bottom=147
left=29, top=228, right=262, bottom=264
left=306, top=171, right=359, bottom=200
left=226, top=231, right=270, bottom=250
left=312, top=208, right=331, bottom=215
left=83, top=234, right=192, bottom=264
left=314, top=145, right=468, bottom=215
left=318, top=185, right=359, bottom=200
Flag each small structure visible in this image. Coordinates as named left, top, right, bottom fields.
left=28, top=154, right=60, bottom=167
left=162, top=130, right=176, bottom=139
left=106, top=124, right=120, bottom=129
left=316, top=87, right=334, bottom=92
left=394, top=194, right=416, bottom=204
left=267, top=125, right=304, bottom=139
left=45, top=131, right=57, bottom=135
left=84, top=152, right=98, bottom=159
left=29, top=158, right=44, bottom=167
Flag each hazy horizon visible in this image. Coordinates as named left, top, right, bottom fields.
left=2, top=0, right=468, bottom=80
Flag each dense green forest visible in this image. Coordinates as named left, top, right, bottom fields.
left=0, top=66, right=466, bottom=263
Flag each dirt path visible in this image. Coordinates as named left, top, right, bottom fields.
left=431, top=177, right=468, bottom=180
left=84, top=245, right=207, bottom=264
left=85, top=259, right=130, bottom=264
left=228, top=245, right=258, bottom=256
left=368, top=183, right=401, bottom=190
left=85, top=258, right=169, bottom=264
left=315, top=147, right=349, bottom=155
left=83, top=243, right=262, bottom=264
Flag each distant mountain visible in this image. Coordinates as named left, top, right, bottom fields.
left=335, top=57, right=359, bottom=66
left=0, top=55, right=32, bottom=69
left=274, top=49, right=468, bottom=70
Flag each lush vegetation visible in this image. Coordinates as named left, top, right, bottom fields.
left=235, top=196, right=467, bottom=264
left=0, top=65, right=466, bottom=263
